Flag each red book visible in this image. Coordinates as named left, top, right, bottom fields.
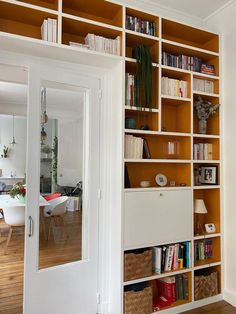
left=153, top=296, right=172, bottom=311
left=157, top=277, right=176, bottom=302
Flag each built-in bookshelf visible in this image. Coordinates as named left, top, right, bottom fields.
left=0, top=1, right=222, bottom=313
left=123, top=6, right=221, bottom=314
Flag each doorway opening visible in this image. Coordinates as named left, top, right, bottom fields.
left=0, top=64, right=28, bottom=314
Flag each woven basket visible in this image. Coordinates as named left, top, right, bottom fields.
left=194, top=271, right=218, bottom=300
left=124, top=249, right=152, bottom=281
left=124, top=286, right=153, bottom=314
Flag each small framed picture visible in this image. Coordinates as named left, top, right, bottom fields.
left=200, top=166, right=218, bottom=185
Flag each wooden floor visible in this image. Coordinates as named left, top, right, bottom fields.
left=0, top=211, right=82, bottom=314
left=182, top=301, right=236, bottom=314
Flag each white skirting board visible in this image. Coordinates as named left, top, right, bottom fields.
left=224, top=289, right=236, bottom=307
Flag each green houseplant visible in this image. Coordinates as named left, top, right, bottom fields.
left=132, top=45, right=153, bottom=110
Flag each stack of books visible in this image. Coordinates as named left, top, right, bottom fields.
left=193, top=78, right=214, bottom=94
left=152, top=242, right=191, bottom=274
left=85, top=33, right=120, bottom=55
left=201, top=64, right=215, bottom=76
left=194, top=240, right=213, bottom=261
left=125, top=135, right=144, bottom=159
left=41, top=18, right=57, bottom=43
left=193, top=143, right=213, bottom=160
left=161, top=77, right=188, bottom=98
left=126, top=15, right=156, bottom=36
left=162, top=51, right=202, bottom=72
left=154, top=274, right=189, bottom=310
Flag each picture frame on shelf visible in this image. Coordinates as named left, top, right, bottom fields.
left=200, top=166, right=218, bottom=185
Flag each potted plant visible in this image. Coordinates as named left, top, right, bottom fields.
left=1, top=145, right=9, bottom=158
left=10, top=182, right=26, bottom=203
left=194, top=96, right=220, bottom=134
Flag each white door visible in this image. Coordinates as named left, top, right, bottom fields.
left=24, top=64, right=100, bottom=314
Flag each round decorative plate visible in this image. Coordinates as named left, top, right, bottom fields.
left=155, top=173, right=167, bottom=187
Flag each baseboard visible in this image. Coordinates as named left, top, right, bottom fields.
left=224, top=289, right=236, bottom=307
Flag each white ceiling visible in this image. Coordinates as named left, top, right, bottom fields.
left=0, top=82, right=84, bottom=119
left=148, top=0, right=233, bottom=20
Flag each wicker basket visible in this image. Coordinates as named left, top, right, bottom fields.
left=124, top=286, right=153, bottom=314
left=124, top=249, right=152, bottom=281
left=194, top=270, right=218, bottom=300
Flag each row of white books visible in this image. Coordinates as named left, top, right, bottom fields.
left=193, top=143, right=213, bottom=160
left=85, top=33, right=121, bottom=55
left=41, top=18, right=57, bottom=43
left=161, top=77, right=188, bottom=98
left=125, top=135, right=143, bottom=159
left=193, top=78, right=214, bottom=94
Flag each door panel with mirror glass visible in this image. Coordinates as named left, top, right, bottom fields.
left=39, top=86, right=85, bottom=269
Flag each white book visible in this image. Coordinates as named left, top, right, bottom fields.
left=47, top=18, right=53, bottom=42
left=173, top=244, right=179, bottom=270
left=153, top=247, right=162, bottom=274
left=199, top=143, right=204, bottom=160
left=41, top=19, right=48, bottom=41
left=52, top=19, right=57, bottom=43
left=164, top=245, right=175, bottom=271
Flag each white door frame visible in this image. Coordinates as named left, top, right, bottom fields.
left=0, top=50, right=123, bottom=314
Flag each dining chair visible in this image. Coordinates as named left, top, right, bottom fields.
left=2, top=206, right=25, bottom=254
left=44, top=196, right=68, bottom=241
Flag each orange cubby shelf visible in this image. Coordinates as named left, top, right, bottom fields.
left=193, top=162, right=220, bottom=188
left=193, top=137, right=220, bottom=161
left=194, top=188, right=221, bottom=236
left=62, top=0, right=123, bottom=28
left=125, top=7, right=159, bottom=38
left=194, top=236, right=221, bottom=268
left=126, top=61, right=159, bottom=110
left=162, top=18, right=219, bottom=53
left=125, top=110, right=159, bottom=132
left=62, top=16, right=122, bottom=55
left=125, top=134, right=191, bottom=160
left=161, top=67, right=191, bottom=99
left=126, top=32, right=159, bottom=64
left=0, top=1, right=58, bottom=41
left=125, top=162, right=191, bottom=189
left=162, top=41, right=219, bottom=77
left=161, top=98, right=191, bottom=134
left=17, top=0, right=58, bottom=10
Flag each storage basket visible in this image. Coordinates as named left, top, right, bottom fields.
left=124, top=249, right=152, bottom=281
left=194, top=270, right=218, bottom=300
left=124, top=286, right=153, bottom=314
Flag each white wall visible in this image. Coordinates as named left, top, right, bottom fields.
left=207, top=2, right=236, bottom=306
left=0, top=115, right=27, bottom=178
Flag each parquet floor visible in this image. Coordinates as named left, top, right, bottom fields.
left=182, top=301, right=236, bottom=313
left=0, top=211, right=82, bottom=314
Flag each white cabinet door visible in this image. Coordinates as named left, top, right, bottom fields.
left=124, top=189, right=192, bottom=249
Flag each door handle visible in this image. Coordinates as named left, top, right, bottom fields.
left=28, top=216, right=33, bottom=237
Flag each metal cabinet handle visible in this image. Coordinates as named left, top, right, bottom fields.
left=28, top=216, right=33, bottom=237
